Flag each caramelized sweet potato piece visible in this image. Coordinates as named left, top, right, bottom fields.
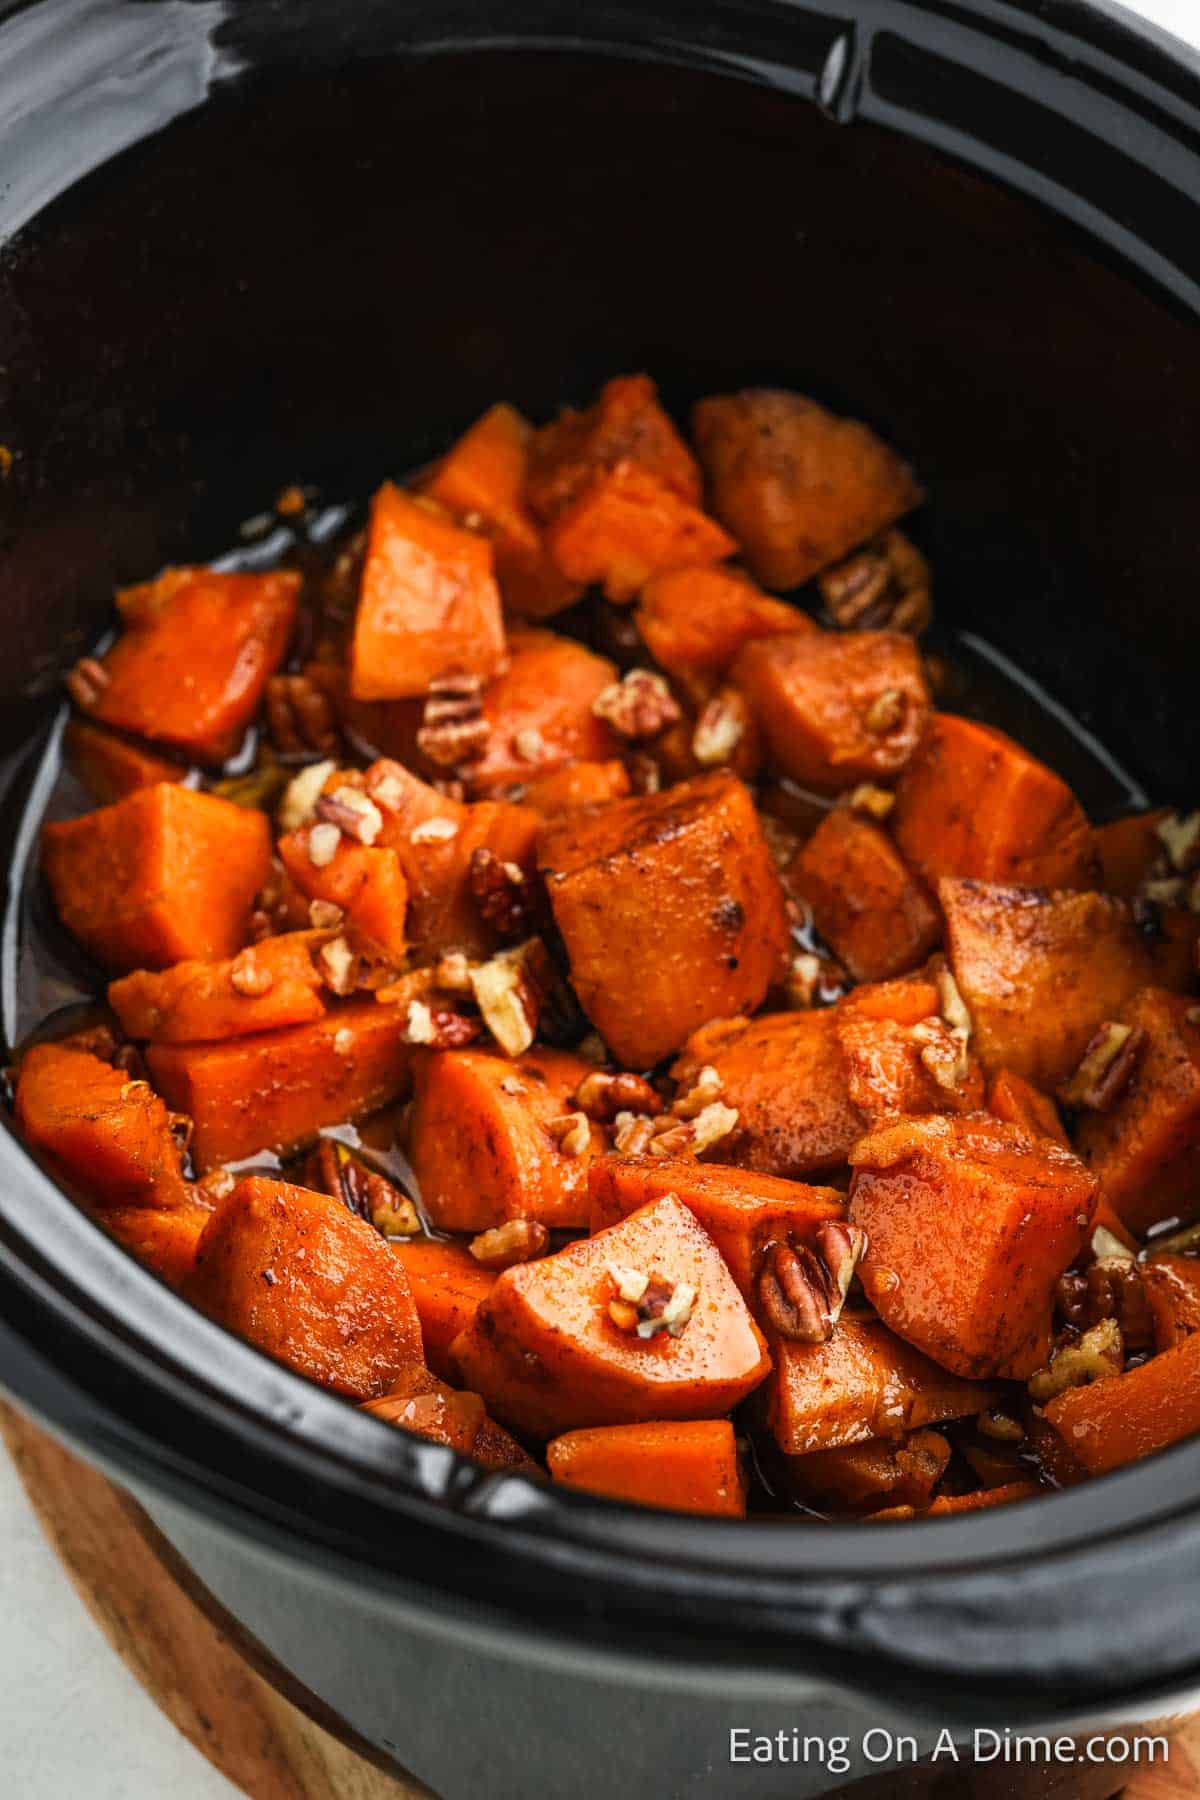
left=520, top=760, right=631, bottom=817
left=1075, top=989, right=1200, bottom=1233
left=766, top=1316, right=994, bottom=1455
left=892, top=715, right=1094, bottom=890
left=108, top=932, right=328, bottom=1043
left=64, top=718, right=188, bottom=805
left=409, top=1047, right=607, bottom=1232
left=527, top=374, right=702, bottom=520
left=985, top=1068, right=1071, bottom=1147
left=185, top=1176, right=423, bottom=1398
left=466, top=629, right=618, bottom=794
left=538, top=772, right=789, bottom=1067
left=78, top=567, right=299, bottom=763
left=783, top=1429, right=950, bottom=1514
left=733, top=630, right=929, bottom=794
left=277, top=829, right=408, bottom=964
left=874, top=1482, right=1041, bottom=1519
left=349, top=483, right=506, bottom=700
left=788, top=808, right=940, bottom=981
left=420, top=403, right=582, bottom=618
left=545, top=463, right=736, bottom=605
left=363, top=1361, right=538, bottom=1471
left=450, top=1195, right=770, bottom=1438
left=547, top=1419, right=746, bottom=1516
left=43, top=784, right=271, bottom=971
left=103, top=1200, right=213, bottom=1288
left=588, top=1154, right=843, bottom=1300
left=16, top=1044, right=189, bottom=1209
left=148, top=1001, right=415, bottom=1171
left=849, top=1114, right=1097, bottom=1379
left=635, top=564, right=815, bottom=695
left=389, top=1237, right=498, bottom=1379
left=691, top=389, right=922, bottom=591
left=1043, top=1327, right=1200, bottom=1475
left=1093, top=808, right=1172, bottom=898
left=941, top=879, right=1194, bottom=1090
left=1142, top=1256, right=1200, bottom=1354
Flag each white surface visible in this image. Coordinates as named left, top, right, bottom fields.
left=1, top=4, right=1198, bottom=1797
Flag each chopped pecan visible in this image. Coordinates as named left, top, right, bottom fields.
left=469, top=1218, right=549, bottom=1269
left=574, top=1069, right=663, bottom=1122
left=303, top=1137, right=420, bottom=1236
left=410, top=815, right=459, bottom=845
left=64, top=655, right=110, bottom=709
left=417, top=672, right=489, bottom=768
left=229, top=948, right=274, bottom=997
left=911, top=1016, right=970, bottom=1092
left=1085, top=1257, right=1154, bottom=1351
left=845, top=784, right=895, bottom=821
left=265, top=672, right=339, bottom=757
left=469, top=938, right=548, bottom=1056
left=545, top=1111, right=592, bottom=1157
left=1156, top=810, right=1200, bottom=875
left=758, top=1241, right=837, bottom=1343
left=977, top=1407, right=1025, bottom=1444
left=671, top=1064, right=724, bottom=1120
left=692, top=687, right=748, bottom=767
left=1028, top=1317, right=1124, bottom=1403
left=469, top=846, right=536, bottom=940
left=863, top=687, right=907, bottom=736
left=815, top=1219, right=869, bottom=1314
left=592, top=668, right=681, bottom=741
left=513, top=726, right=548, bottom=764
left=309, top=898, right=345, bottom=930
left=649, top=1100, right=738, bottom=1158
left=402, top=999, right=480, bottom=1048
left=316, top=784, right=383, bottom=845
left=1058, top=1021, right=1147, bottom=1111
left=783, top=950, right=847, bottom=1010
left=317, top=934, right=360, bottom=996
left=612, top=1110, right=656, bottom=1155
left=605, top=1266, right=697, bottom=1339
left=277, top=758, right=339, bottom=833
left=819, top=528, right=932, bottom=636
left=198, top=1165, right=237, bottom=1202
left=627, top=752, right=663, bottom=795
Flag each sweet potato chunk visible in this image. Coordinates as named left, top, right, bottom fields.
left=466, top=629, right=618, bottom=794
left=691, top=389, right=922, bottom=591
left=420, top=403, right=582, bottom=618
left=766, top=1316, right=994, bottom=1455
left=1142, top=1256, right=1200, bottom=1354
left=527, top=373, right=702, bottom=521
left=547, top=1420, right=746, bottom=1517
left=635, top=564, right=815, bottom=694
left=872, top=1482, right=1040, bottom=1520
left=1093, top=808, right=1172, bottom=898
left=79, top=567, right=299, bottom=763
left=277, top=831, right=408, bottom=963
left=450, top=1195, right=770, bottom=1438
left=148, top=1001, right=415, bottom=1171
left=782, top=1429, right=950, bottom=1514
left=545, top=463, right=736, bottom=605
left=408, top=1047, right=607, bottom=1232
left=1075, top=989, right=1200, bottom=1233
left=1043, top=1327, right=1200, bottom=1475
left=43, top=784, right=271, bottom=972
left=588, top=1154, right=843, bottom=1300
left=108, top=932, right=328, bottom=1043
left=985, top=1068, right=1071, bottom=1147
left=788, top=808, right=940, bottom=981
left=538, top=772, right=789, bottom=1067
left=520, top=760, right=631, bottom=817
left=733, top=630, right=929, bottom=794
left=64, top=718, right=188, bottom=805
left=941, top=879, right=1193, bottom=1090
left=389, top=1237, right=498, bottom=1379
left=185, top=1176, right=423, bottom=1398
left=892, top=714, right=1094, bottom=890
left=362, top=1362, right=538, bottom=1470
left=849, top=1114, right=1098, bottom=1378
left=349, top=483, right=505, bottom=700
left=16, top=1043, right=189, bottom=1209
left=103, top=1201, right=213, bottom=1288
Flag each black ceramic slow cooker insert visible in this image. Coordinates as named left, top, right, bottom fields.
left=1, top=2, right=1199, bottom=1794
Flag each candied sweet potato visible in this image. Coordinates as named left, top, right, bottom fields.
left=528, top=374, right=702, bottom=521
left=766, top=1316, right=994, bottom=1455
left=788, top=807, right=940, bottom=982
left=80, top=567, right=299, bottom=763
left=849, top=1114, right=1097, bottom=1378
left=1093, top=808, right=1172, bottom=898
left=588, top=1154, right=843, bottom=1300
left=64, top=718, right=188, bottom=805
left=108, top=932, right=328, bottom=1043
left=450, top=1195, right=770, bottom=1438
left=691, top=389, right=922, bottom=591
left=148, top=1001, right=415, bottom=1171
left=349, top=483, right=506, bottom=700
left=873, top=1482, right=1041, bottom=1520
left=389, top=1237, right=498, bottom=1378
left=547, top=1420, right=746, bottom=1517
left=538, top=771, right=789, bottom=1068
left=635, top=564, right=815, bottom=694
left=466, top=629, right=618, bottom=794
left=185, top=1176, right=423, bottom=1398
left=1043, top=1326, right=1200, bottom=1475
left=16, top=1043, right=189, bottom=1209
left=783, top=1429, right=950, bottom=1514
left=43, top=784, right=271, bottom=972
left=985, top=1068, right=1071, bottom=1148
left=520, top=760, right=631, bottom=817
left=363, top=1362, right=538, bottom=1471
left=408, top=1047, right=608, bottom=1232
left=277, top=829, right=408, bottom=964
left=892, top=714, right=1094, bottom=890
left=1142, top=1256, right=1200, bottom=1354
left=733, top=630, right=929, bottom=794
left=545, top=463, right=736, bottom=605
left=103, top=1200, right=213, bottom=1288
left=1074, top=989, right=1200, bottom=1233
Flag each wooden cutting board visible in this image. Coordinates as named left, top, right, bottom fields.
left=1, top=1396, right=1197, bottom=1800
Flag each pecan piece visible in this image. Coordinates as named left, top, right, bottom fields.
left=1058, top=1022, right=1147, bottom=1111
left=265, top=672, right=339, bottom=757
left=417, top=672, right=489, bottom=768
left=757, top=1224, right=867, bottom=1342
left=819, top=528, right=932, bottom=636
left=1027, top=1317, right=1124, bottom=1403
left=692, top=688, right=748, bottom=768
left=649, top=1101, right=738, bottom=1158
left=591, top=668, right=681, bottom=741
left=64, top=655, right=110, bottom=709
left=545, top=1111, right=591, bottom=1157
left=605, top=1266, right=697, bottom=1339
left=573, top=1069, right=663, bottom=1122
left=303, top=1137, right=420, bottom=1237
left=315, top=784, right=383, bottom=845
left=402, top=999, right=481, bottom=1048
left=469, top=846, right=536, bottom=940
left=470, top=1218, right=549, bottom=1269
left=229, top=948, right=274, bottom=997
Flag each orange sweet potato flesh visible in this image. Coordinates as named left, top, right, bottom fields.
left=1075, top=989, right=1200, bottom=1233
left=64, top=718, right=188, bottom=805
left=520, top=760, right=631, bottom=817
left=1142, top=1256, right=1200, bottom=1354
left=527, top=374, right=703, bottom=521
left=277, top=830, right=408, bottom=963
left=1044, top=1327, right=1200, bottom=1475
left=849, top=1113, right=1098, bottom=1379
left=546, top=463, right=736, bottom=605
left=635, top=565, right=816, bottom=693
left=16, top=1044, right=189, bottom=1209
left=103, top=1201, right=213, bottom=1288
left=1093, top=809, right=1172, bottom=898
left=409, top=1048, right=607, bottom=1232
left=363, top=1363, right=538, bottom=1471
left=691, top=390, right=923, bottom=591
left=894, top=1482, right=1041, bottom=1518
left=733, top=630, right=929, bottom=794
left=389, top=1237, right=498, bottom=1379
left=587, top=1154, right=844, bottom=1301
left=784, top=1429, right=950, bottom=1513
left=42, top=784, right=271, bottom=972
left=941, top=879, right=1194, bottom=1091
left=420, top=403, right=582, bottom=618
left=148, top=1001, right=415, bottom=1171
left=985, top=1069, right=1071, bottom=1147
left=547, top=1420, right=746, bottom=1517
left=892, top=715, right=1095, bottom=890
left=466, top=629, right=618, bottom=794
left=108, top=931, right=328, bottom=1043
left=82, top=567, right=299, bottom=763
left=538, top=771, right=789, bottom=1068
left=789, top=808, right=940, bottom=982
left=185, top=1176, right=423, bottom=1399
left=767, top=1316, right=995, bottom=1455
left=450, top=1194, right=770, bottom=1438
left=349, top=483, right=506, bottom=700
